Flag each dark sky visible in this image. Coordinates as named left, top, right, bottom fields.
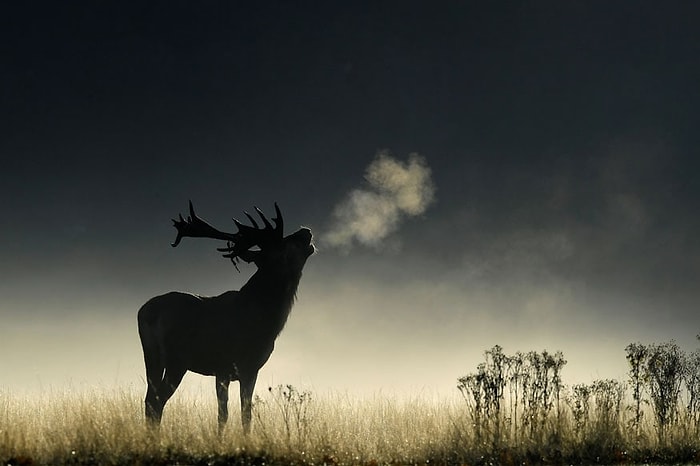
left=2, top=2, right=699, bottom=395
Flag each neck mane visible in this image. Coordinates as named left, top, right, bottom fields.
left=239, top=267, right=303, bottom=336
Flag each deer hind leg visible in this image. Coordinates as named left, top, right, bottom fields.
left=239, top=371, right=258, bottom=435
left=158, top=367, right=186, bottom=406
left=143, top=347, right=165, bottom=423
left=145, top=366, right=186, bottom=424
left=215, top=375, right=231, bottom=435
left=145, top=378, right=163, bottom=423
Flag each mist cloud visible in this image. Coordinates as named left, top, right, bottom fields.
left=322, top=151, right=435, bottom=250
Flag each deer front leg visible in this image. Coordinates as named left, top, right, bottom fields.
left=239, top=371, right=258, bottom=435
left=215, top=375, right=230, bottom=435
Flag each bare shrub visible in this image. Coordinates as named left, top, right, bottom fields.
left=645, top=341, right=685, bottom=443
left=682, top=338, right=700, bottom=433
left=253, top=384, right=313, bottom=447
left=457, top=345, right=567, bottom=456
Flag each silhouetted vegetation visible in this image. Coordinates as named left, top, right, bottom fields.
left=457, top=345, right=566, bottom=449
left=453, top=340, right=700, bottom=465
left=2, top=338, right=700, bottom=465
left=254, top=384, right=313, bottom=447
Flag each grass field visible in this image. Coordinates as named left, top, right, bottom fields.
left=3, top=342, right=700, bottom=465
left=1, top=386, right=455, bottom=465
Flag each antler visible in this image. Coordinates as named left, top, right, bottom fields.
left=171, top=201, right=238, bottom=247
left=171, top=201, right=284, bottom=266
left=217, top=203, right=284, bottom=261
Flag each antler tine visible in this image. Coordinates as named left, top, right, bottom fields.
left=272, top=202, right=283, bottom=236
left=171, top=219, right=185, bottom=247
left=254, top=206, right=273, bottom=229
left=244, top=211, right=259, bottom=229
left=233, top=218, right=258, bottom=233
left=171, top=201, right=194, bottom=247
left=188, top=199, right=196, bottom=221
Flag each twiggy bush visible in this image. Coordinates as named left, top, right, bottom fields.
left=456, top=341, right=700, bottom=464
left=625, top=341, right=648, bottom=436
left=456, top=346, right=507, bottom=445
left=625, top=339, right=700, bottom=445
left=683, top=346, right=700, bottom=433
left=567, top=383, right=591, bottom=439
left=591, top=379, right=626, bottom=447
left=458, top=345, right=567, bottom=450
left=253, top=384, right=313, bottom=448
left=646, top=341, right=684, bottom=441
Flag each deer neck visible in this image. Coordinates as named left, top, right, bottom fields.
left=238, top=267, right=302, bottom=325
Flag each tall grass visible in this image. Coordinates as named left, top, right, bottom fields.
left=1, top=386, right=456, bottom=465
left=2, top=340, right=700, bottom=465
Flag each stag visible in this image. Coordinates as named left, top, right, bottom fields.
left=137, top=201, right=314, bottom=433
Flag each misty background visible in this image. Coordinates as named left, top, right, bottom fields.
left=2, top=2, right=699, bottom=397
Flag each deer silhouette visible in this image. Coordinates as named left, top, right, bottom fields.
left=137, top=201, right=314, bottom=433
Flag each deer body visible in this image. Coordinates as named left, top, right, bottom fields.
left=138, top=203, right=313, bottom=433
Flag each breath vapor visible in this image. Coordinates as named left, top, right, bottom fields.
left=323, top=151, right=435, bottom=250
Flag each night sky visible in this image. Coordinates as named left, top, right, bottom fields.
left=2, top=2, right=699, bottom=396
